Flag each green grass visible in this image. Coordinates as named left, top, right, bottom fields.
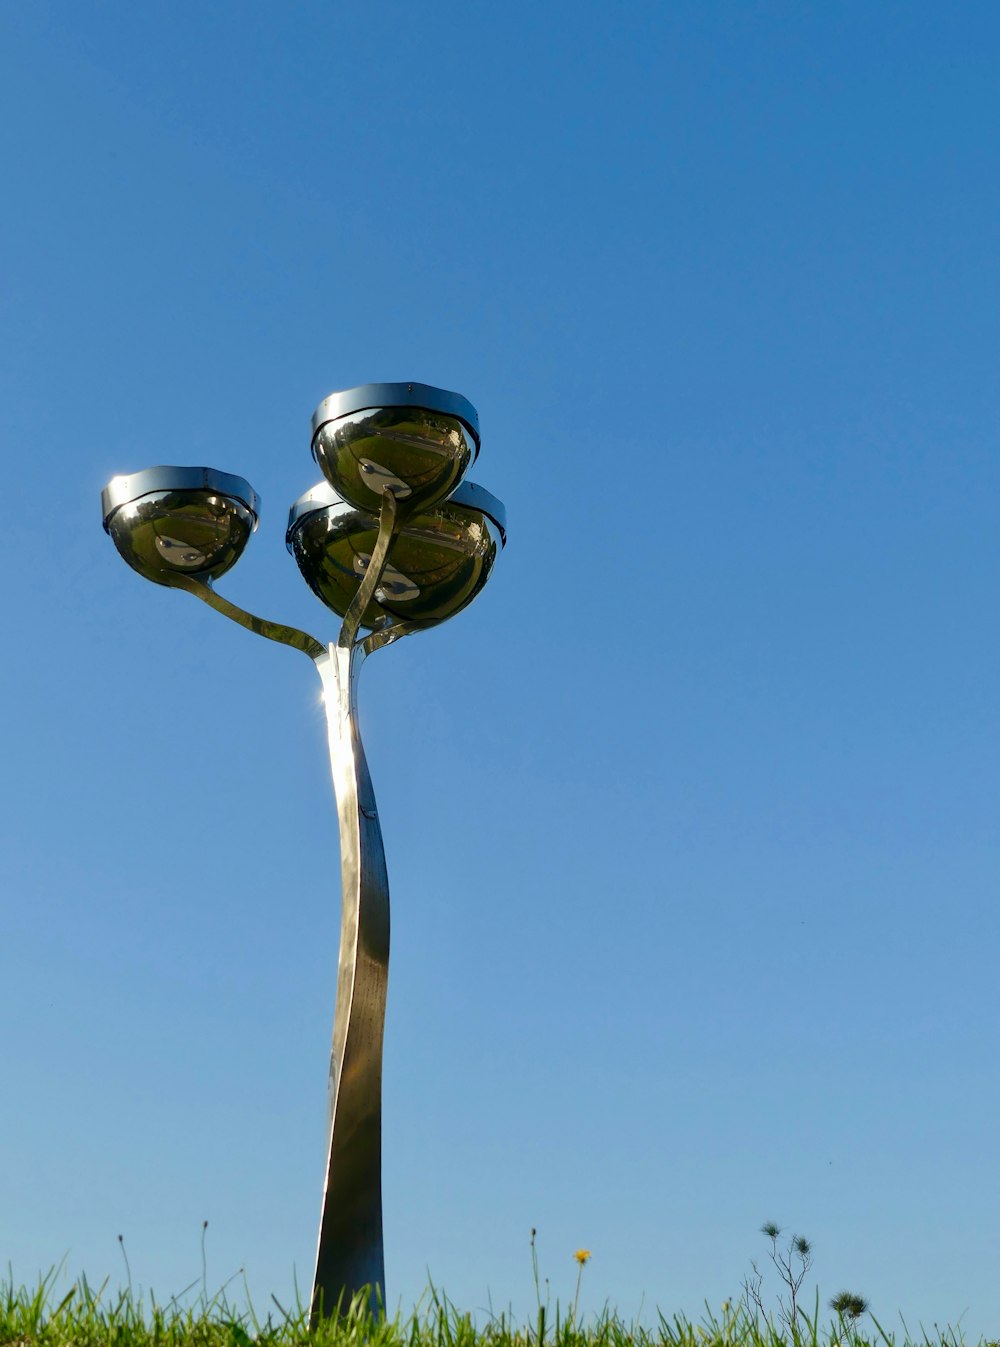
left=0, top=1274, right=995, bottom=1347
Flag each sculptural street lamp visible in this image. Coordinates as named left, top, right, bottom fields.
left=100, top=382, right=506, bottom=1318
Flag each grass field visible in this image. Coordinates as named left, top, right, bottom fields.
left=0, top=1272, right=993, bottom=1347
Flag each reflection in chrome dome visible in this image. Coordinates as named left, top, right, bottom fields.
left=288, top=483, right=502, bottom=629
left=312, top=404, right=477, bottom=515
left=106, top=489, right=255, bottom=586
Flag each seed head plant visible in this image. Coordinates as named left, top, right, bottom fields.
left=742, top=1222, right=814, bottom=1341
left=830, top=1291, right=870, bottom=1322
left=740, top=1222, right=874, bottom=1347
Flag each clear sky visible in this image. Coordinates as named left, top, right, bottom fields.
left=2, top=0, right=999, bottom=1338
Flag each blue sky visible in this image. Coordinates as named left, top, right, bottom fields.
left=2, top=0, right=999, bottom=1337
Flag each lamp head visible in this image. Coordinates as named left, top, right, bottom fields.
left=287, top=479, right=506, bottom=630
left=311, top=382, right=479, bottom=515
left=101, top=466, right=258, bottom=586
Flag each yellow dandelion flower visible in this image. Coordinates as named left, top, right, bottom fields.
left=574, top=1249, right=592, bottom=1265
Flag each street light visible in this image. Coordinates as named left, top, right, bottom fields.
left=100, top=382, right=506, bottom=1318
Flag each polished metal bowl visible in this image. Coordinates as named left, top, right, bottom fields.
left=101, top=466, right=258, bottom=586
left=287, top=479, right=506, bottom=629
left=311, top=382, right=480, bottom=515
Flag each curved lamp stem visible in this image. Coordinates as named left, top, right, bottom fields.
left=310, top=640, right=387, bottom=1318
left=307, top=488, right=399, bottom=1318
left=173, top=489, right=424, bottom=1320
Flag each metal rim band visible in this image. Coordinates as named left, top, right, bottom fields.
left=101, top=465, right=259, bottom=531
left=310, top=382, right=480, bottom=447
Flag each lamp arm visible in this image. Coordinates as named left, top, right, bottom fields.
left=361, top=615, right=441, bottom=656
left=336, top=487, right=399, bottom=650
left=166, top=573, right=327, bottom=661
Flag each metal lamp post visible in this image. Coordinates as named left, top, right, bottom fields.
left=100, top=382, right=506, bottom=1318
